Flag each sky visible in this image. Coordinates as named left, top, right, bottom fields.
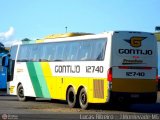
left=0, top=0, right=160, bottom=46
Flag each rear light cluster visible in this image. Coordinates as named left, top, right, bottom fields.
left=156, top=76, right=158, bottom=83
left=156, top=69, right=158, bottom=83
left=107, top=68, right=112, bottom=82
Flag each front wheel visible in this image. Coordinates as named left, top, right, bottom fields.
left=17, top=84, right=27, bottom=101
left=79, top=88, right=88, bottom=109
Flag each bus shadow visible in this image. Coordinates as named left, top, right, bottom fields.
left=36, top=98, right=67, bottom=104
left=128, top=103, right=160, bottom=113
left=90, top=103, right=160, bottom=113
left=36, top=98, right=160, bottom=113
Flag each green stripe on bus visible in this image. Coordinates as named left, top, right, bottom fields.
left=34, top=62, right=51, bottom=98
left=26, top=62, right=43, bottom=97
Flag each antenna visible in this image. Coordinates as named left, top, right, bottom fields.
left=65, top=26, right=68, bottom=33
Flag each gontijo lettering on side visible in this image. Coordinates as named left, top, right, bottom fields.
left=55, top=65, right=80, bottom=73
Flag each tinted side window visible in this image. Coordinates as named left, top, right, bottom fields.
left=17, top=45, right=32, bottom=61
left=77, top=39, right=106, bottom=61
left=28, top=44, right=41, bottom=61
left=40, top=43, right=56, bottom=61
left=40, top=44, right=49, bottom=61
left=67, top=42, right=79, bottom=61
left=17, top=38, right=107, bottom=62
left=78, top=41, right=92, bottom=60
left=91, top=39, right=106, bottom=60
left=54, top=43, right=65, bottom=61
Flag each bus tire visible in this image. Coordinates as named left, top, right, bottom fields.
left=79, top=88, right=88, bottom=109
left=67, top=87, right=77, bottom=108
left=17, top=84, right=27, bottom=101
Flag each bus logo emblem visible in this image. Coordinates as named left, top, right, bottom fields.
left=124, top=37, right=146, bottom=47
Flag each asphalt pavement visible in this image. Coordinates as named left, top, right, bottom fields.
left=0, top=92, right=160, bottom=120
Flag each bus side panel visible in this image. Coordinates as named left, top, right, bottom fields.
left=61, top=77, right=89, bottom=100
left=40, top=62, right=63, bottom=99
left=49, top=62, right=109, bottom=103
left=9, top=62, right=36, bottom=97
left=88, top=78, right=108, bottom=103
left=61, top=77, right=108, bottom=103
left=40, top=62, right=109, bottom=103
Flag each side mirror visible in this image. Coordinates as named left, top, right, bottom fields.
left=2, top=56, right=9, bottom=67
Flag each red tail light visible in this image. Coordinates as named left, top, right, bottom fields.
left=143, top=67, right=152, bottom=70
left=156, top=75, right=158, bottom=82
left=107, top=68, right=112, bottom=82
left=156, top=69, right=158, bottom=83
left=118, top=66, right=129, bottom=69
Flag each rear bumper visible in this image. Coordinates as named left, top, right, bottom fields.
left=109, top=91, right=157, bottom=104
left=112, top=79, right=157, bottom=93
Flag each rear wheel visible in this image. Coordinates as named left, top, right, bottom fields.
left=79, top=88, right=88, bottom=109
left=67, top=87, right=77, bottom=108
left=17, top=84, right=27, bottom=101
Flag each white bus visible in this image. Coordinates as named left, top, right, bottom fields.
left=6, top=31, right=158, bottom=109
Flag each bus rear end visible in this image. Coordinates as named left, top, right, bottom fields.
left=109, top=31, right=158, bottom=103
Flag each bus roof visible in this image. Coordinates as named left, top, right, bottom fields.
left=44, top=32, right=94, bottom=39
left=11, top=31, right=154, bottom=46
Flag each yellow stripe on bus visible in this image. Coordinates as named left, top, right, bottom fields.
left=40, top=62, right=55, bottom=98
